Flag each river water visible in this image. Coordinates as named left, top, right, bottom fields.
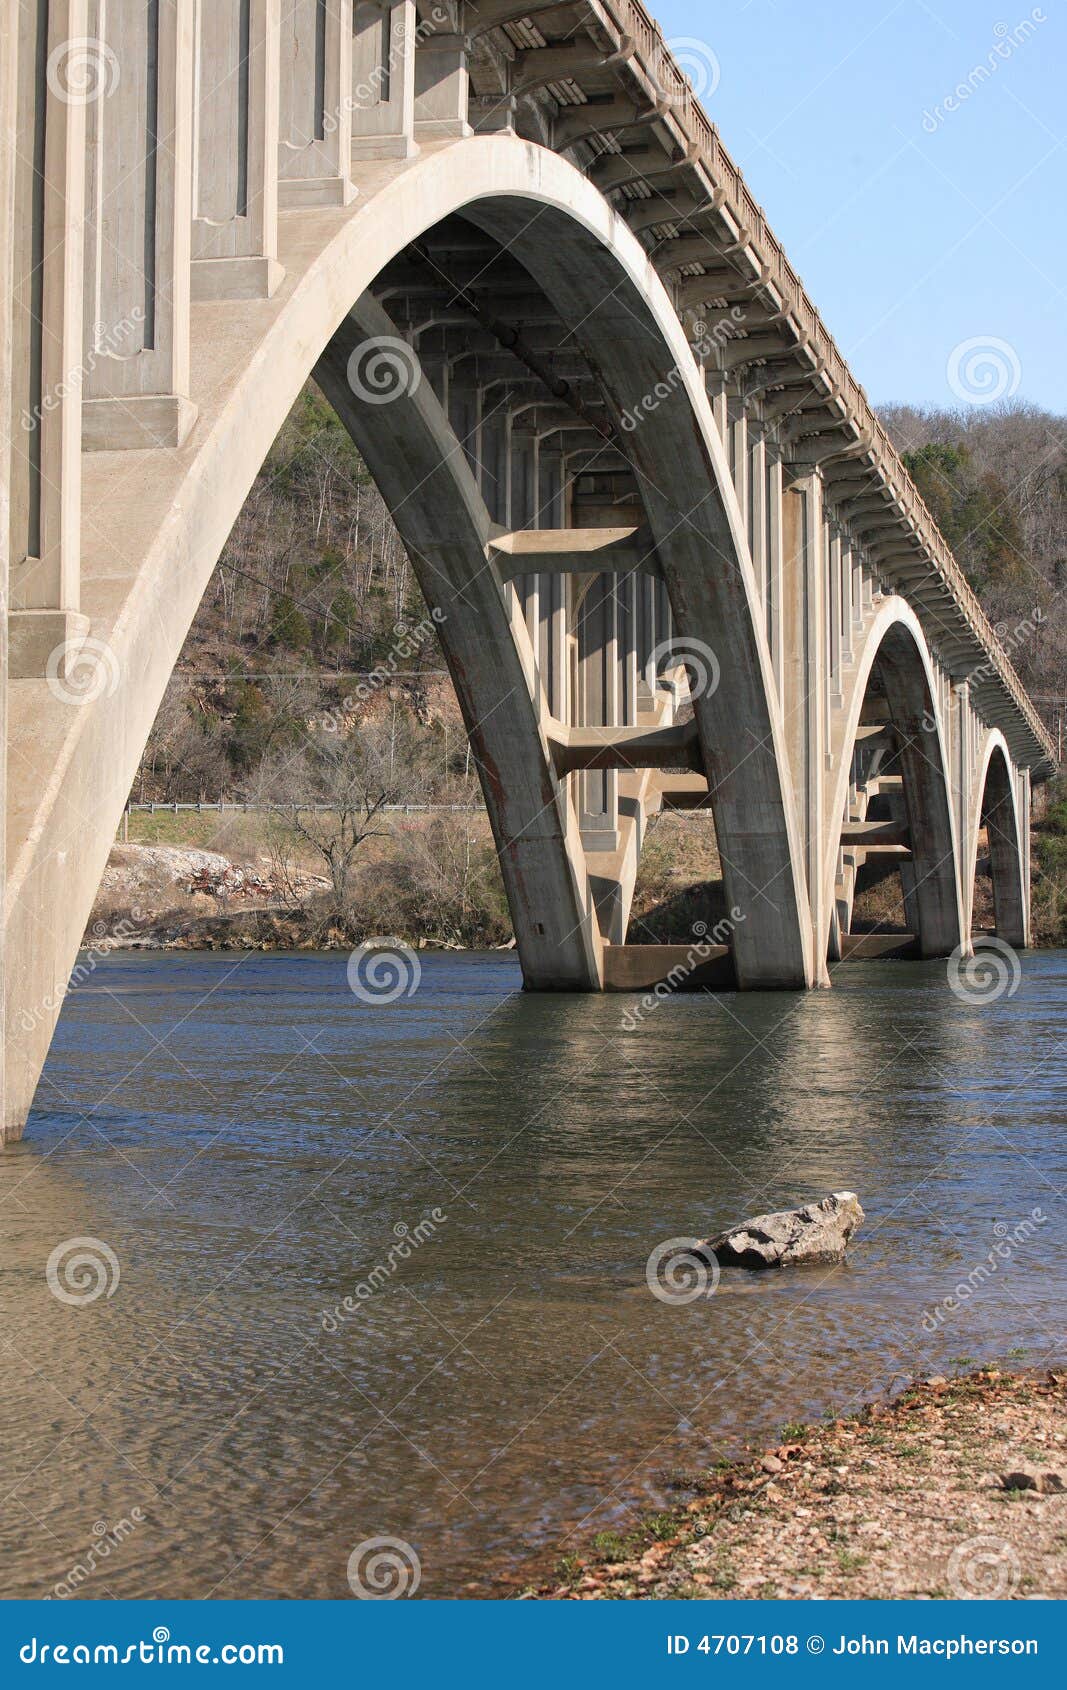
left=1, top=949, right=1064, bottom=1599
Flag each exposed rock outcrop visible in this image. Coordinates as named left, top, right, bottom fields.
left=697, top=1191, right=864, bottom=1269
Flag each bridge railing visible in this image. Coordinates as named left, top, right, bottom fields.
left=596, top=0, right=1053, bottom=768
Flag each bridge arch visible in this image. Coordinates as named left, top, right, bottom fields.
left=5, top=134, right=811, bottom=1135
left=821, top=599, right=965, bottom=963
left=966, top=732, right=1028, bottom=947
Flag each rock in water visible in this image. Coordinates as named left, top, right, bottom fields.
left=697, top=1192, right=864, bottom=1269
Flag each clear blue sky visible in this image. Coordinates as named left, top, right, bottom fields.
left=650, top=0, right=1065, bottom=413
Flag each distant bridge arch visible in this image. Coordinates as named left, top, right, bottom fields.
left=965, top=732, right=1028, bottom=948
left=823, top=600, right=964, bottom=965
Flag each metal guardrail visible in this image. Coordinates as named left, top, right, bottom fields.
left=125, top=802, right=485, bottom=815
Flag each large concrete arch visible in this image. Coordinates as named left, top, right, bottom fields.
left=462, top=195, right=814, bottom=989
left=821, top=599, right=964, bottom=962
left=313, top=292, right=602, bottom=991
left=4, top=134, right=809, bottom=1136
left=966, top=731, right=1028, bottom=947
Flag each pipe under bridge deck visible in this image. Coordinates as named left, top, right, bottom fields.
left=0, top=0, right=1056, bottom=1139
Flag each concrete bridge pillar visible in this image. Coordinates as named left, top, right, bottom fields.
left=191, top=0, right=283, bottom=302
left=0, top=0, right=15, bottom=1133
left=351, top=1, right=418, bottom=161
left=782, top=470, right=828, bottom=978
left=277, top=0, right=354, bottom=207
left=81, top=0, right=196, bottom=449
left=7, top=0, right=88, bottom=677
left=413, top=24, right=471, bottom=141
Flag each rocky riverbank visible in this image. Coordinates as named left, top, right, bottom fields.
left=535, top=1368, right=1066, bottom=1600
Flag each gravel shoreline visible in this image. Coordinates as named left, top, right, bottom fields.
left=535, top=1368, right=1066, bottom=1600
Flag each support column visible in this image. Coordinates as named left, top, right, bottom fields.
left=278, top=0, right=354, bottom=207
left=414, top=27, right=471, bottom=139
left=1, top=0, right=16, bottom=1133
left=828, top=526, right=842, bottom=704
left=749, top=420, right=767, bottom=611
left=82, top=0, right=196, bottom=450
left=8, top=0, right=90, bottom=675
left=954, top=681, right=971, bottom=870
left=191, top=0, right=283, bottom=301
left=351, top=1, right=417, bottom=160
left=1019, top=767, right=1032, bottom=947
left=766, top=446, right=784, bottom=696
left=782, top=470, right=828, bottom=975
left=536, top=440, right=568, bottom=720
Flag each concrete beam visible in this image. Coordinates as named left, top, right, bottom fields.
left=839, top=820, right=911, bottom=848
left=549, top=720, right=703, bottom=777
left=489, top=526, right=660, bottom=580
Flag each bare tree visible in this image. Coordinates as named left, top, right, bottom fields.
left=256, top=717, right=421, bottom=915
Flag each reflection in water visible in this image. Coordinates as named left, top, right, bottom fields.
left=1, top=950, right=1064, bottom=1598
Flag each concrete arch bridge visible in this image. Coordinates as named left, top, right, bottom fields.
left=0, top=1, right=1055, bottom=1139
